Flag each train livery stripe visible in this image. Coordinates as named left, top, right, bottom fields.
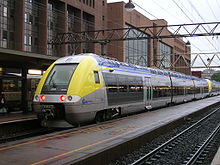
left=35, top=62, right=56, bottom=94
left=67, top=56, right=104, bottom=97
left=207, top=79, right=213, bottom=92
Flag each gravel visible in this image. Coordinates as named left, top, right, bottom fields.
left=109, top=107, right=220, bottom=165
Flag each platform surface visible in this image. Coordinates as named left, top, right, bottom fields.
left=0, top=111, right=37, bottom=124
left=0, top=96, right=220, bottom=165
left=211, top=141, right=220, bottom=165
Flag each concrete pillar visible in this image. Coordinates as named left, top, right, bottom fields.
left=57, top=2, right=68, bottom=57
left=21, top=68, right=28, bottom=113
left=14, top=0, right=25, bottom=51
left=38, top=0, right=48, bottom=55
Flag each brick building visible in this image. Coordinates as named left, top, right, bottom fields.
left=0, top=0, right=190, bottom=73
left=0, top=0, right=107, bottom=58
left=0, top=0, right=191, bottom=111
left=0, top=0, right=108, bottom=112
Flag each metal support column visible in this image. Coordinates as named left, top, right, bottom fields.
left=21, top=68, right=28, bottom=113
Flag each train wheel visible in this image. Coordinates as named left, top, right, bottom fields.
left=95, top=111, right=104, bottom=123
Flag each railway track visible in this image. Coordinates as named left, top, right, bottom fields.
left=129, top=107, right=220, bottom=165
left=184, top=124, right=220, bottom=165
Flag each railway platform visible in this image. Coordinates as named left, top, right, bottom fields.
left=0, top=111, right=37, bottom=124
left=0, top=96, right=220, bottom=165
left=211, top=145, right=220, bottom=165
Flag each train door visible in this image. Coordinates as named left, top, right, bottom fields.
left=144, top=77, right=152, bottom=109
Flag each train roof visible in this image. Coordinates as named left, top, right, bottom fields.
left=56, top=53, right=205, bottom=81
left=90, top=54, right=195, bottom=80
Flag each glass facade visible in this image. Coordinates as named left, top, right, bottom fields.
left=0, top=0, right=15, bottom=49
left=124, top=24, right=148, bottom=67
left=82, top=12, right=94, bottom=53
left=24, top=0, right=39, bottom=53
left=159, top=42, right=172, bottom=69
left=47, top=2, right=57, bottom=56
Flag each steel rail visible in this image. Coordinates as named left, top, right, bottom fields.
left=130, top=107, right=220, bottom=165
left=185, top=124, right=220, bottom=165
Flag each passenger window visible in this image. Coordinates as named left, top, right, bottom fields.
left=94, top=71, right=100, bottom=84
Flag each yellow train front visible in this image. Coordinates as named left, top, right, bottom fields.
left=33, top=54, right=106, bottom=127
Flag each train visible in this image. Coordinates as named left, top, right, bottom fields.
left=0, top=73, right=41, bottom=113
left=33, top=53, right=220, bottom=127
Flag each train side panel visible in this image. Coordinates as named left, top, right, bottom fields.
left=101, top=70, right=145, bottom=115
left=149, top=74, right=172, bottom=108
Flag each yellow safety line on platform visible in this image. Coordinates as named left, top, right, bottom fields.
left=0, top=123, right=114, bottom=151
left=31, top=124, right=149, bottom=165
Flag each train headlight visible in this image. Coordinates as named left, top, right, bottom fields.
left=68, top=95, right=72, bottom=101
left=40, top=95, right=46, bottom=101
left=59, top=95, right=66, bottom=101
left=34, top=95, right=39, bottom=101
left=65, top=95, right=81, bottom=102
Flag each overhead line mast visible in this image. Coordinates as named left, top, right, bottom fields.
left=49, top=22, right=220, bottom=45
left=49, top=22, right=220, bottom=69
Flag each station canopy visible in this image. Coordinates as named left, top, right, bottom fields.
left=0, top=48, right=58, bottom=70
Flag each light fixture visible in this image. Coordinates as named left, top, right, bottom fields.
left=40, top=95, right=46, bottom=101
left=125, top=0, right=135, bottom=12
left=59, top=96, right=66, bottom=101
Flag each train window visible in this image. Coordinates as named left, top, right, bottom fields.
left=43, top=64, right=78, bottom=94
left=136, top=85, right=143, bottom=92
left=128, top=85, right=136, bottom=92
left=102, top=73, right=144, bottom=105
left=119, top=85, right=128, bottom=92
left=107, top=85, right=118, bottom=92
left=152, top=86, right=171, bottom=98
left=45, top=64, right=77, bottom=86
left=94, top=71, right=100, bottom=84
left=103, top=72, right=118, bottom=93
left=2, top=79, right=21, bottom=92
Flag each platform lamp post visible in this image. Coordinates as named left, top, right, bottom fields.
left=186, top=41, right=191, bottom=47
left=185, top=41, right=191, bottom=74
left=125, top=0, right=135, bottom=12
left=207, top=57, right=212, bottom=79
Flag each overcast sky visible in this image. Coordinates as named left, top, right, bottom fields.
left=107, top=0, right=220, bottom=70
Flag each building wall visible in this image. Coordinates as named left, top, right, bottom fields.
left=107, top=2, right=124, bottom=61
left=0, top=0, right=190, bottom=74
left=173, top=38, right=191, bottom=74
left=0, top=0, right=107, bottom=57
left=192, top=71, right=202, bottom=78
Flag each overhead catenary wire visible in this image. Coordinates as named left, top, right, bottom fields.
left=206, top=0, right=218, bottom=21
left=168, top=0, right=219, bottom=52
left=150, top=0, right=202, bottom=53
left=185, top=0, right=219, bottom=52
left=215, top=0, right=220, bottom=10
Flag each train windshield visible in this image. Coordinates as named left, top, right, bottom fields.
left=42, top=64, right=78, bottom=94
